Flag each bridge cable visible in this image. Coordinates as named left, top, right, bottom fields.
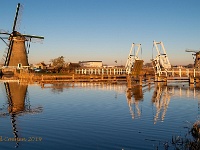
left=152, top=43, right=154, bottom=60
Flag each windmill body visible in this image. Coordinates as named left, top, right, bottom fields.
left=7, top=32, right=28, bottom=66
left=0, top=3, right=44, bottom=70
left=186, top=49, right=200, bottom=70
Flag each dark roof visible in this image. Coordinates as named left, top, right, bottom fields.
left=69, top=63, right=80, bottom=67
left=79, top=61, right=102, bottom=63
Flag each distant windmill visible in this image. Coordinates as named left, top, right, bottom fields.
left=0, top=3, right=44, bottom=68
left=185, top=49, right=200, bottom=69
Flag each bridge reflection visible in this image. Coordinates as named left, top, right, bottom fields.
left=126, top=85, right=144, bottom=119
left=152, top=83, right=171, bottom=124
left=126, top=82, right=200, bottom=123
left=0, top=82, right=43, bottom=147
left=16, top=81, right=200, bottom=125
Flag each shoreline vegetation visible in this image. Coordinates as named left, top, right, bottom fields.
left=1, top=66, right=199, bottom=85
left=0, top=66, right=155, bottom=83
left=0, top=69, right=155, bottom=87
left=14, top=72, right=153, bottom=84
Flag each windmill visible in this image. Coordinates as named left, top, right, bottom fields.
left=185, top=49, right=200, bottom=70
left=0, top=3, right=44, bottom=69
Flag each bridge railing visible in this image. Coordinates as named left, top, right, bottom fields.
left=158, top=68, right=200, bottom=78
left=75, top=67, right=126, bottom=75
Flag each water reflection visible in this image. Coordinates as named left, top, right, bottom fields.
left=1, top=81, right=199, bottom=149
left=126, top=82, right=200, bottom=124
left=153, top=82, right=200, bottom=123
left=126, top=85, right=144, bottom=119
left=0, top=82, right=43, bottom=147
left=152, top=82, right=171, bottom=124
left=41, top=82, right=126, bottom=94
left=5, top=82, right=27, bottom=114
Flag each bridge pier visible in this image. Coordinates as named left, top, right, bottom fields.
left=127, top=75, right=132, bottom=89
left=189, top=77, right=194, bottom=84
left=154, top=76, right=167, bottom=82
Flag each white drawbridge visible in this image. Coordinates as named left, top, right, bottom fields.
left=125, top=43, right=142, bottom=74
left=152, top=41, right=171, bottom=76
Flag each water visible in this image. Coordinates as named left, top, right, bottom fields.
left=0, top=81, right=199, bottom=150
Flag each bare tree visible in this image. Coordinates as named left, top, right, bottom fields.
left=50, top=56, right=65, bottom=68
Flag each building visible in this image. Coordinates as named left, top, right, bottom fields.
left=68, top=63, right=81, bottom=69
left=79, top=61, right=103, bottom=68
left=34, top=62, right=47, bottom=69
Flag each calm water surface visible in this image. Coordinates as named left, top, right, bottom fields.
left=0, top=81, right=199, bottom=150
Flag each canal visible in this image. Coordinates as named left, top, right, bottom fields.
left=0, top=81, right=199, bottom=149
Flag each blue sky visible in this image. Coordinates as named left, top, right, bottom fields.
left=0, top=0, right=200, bottom=65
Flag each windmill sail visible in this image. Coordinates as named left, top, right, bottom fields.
left=0, top=3, right=44, bottom=68
left=12, top=3, right=21, bottom=32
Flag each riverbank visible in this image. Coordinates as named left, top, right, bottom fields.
left=0, top=72, right=155, bottom=88
left=2, top=72, right=128, bottom=83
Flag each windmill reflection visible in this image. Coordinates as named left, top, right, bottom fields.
left=5, top=82, right=27, bottom=114
left=0, top=82, right=43, bottom=147
left=126, top=85, right=144, bottom=119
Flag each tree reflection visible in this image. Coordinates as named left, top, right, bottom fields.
left=51, top=83, right=64, bottom=94
left=41, top=83, right=73, bottom=94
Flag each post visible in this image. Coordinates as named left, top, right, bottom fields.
left=139, top=76, right=142, bottom=86
left=101, top=74, right=104, bottom=80
left=179, top=69, right=181, bottom=77
left=190, top=77, right=194, bottom=84
left=154, top=74, right=158, bottom=82
left=72, top=74, right=75, bottom=81
left=148, top=76, right=151, bottom=84
left=186, top=69, right=189, bottom=77
left=127, top=75, right=132, bottom=89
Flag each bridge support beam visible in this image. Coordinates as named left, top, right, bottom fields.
left=190, top=77, right=194, bottom=84
left=127, top=75, right=132, bottom=89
